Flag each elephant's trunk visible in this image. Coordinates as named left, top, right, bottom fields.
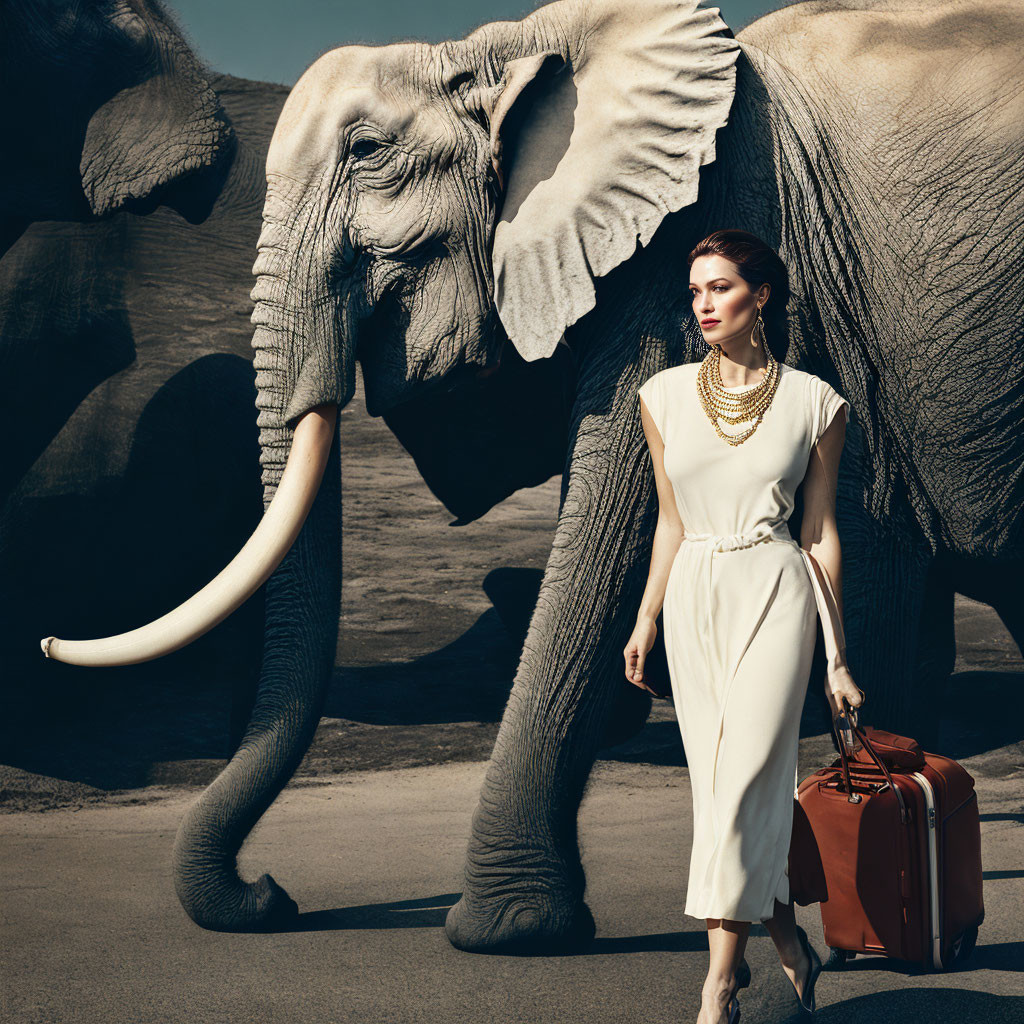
left=170, top=191, right=355, bottom=930
left=38, top=405, right=337, bottom=666
left=172, top=410, right=343, bottom=931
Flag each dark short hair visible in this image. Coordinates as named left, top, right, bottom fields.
left=688, top=229, right=791, bottom=357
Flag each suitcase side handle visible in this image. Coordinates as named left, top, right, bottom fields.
left=833, top=700, right=910, bottom=824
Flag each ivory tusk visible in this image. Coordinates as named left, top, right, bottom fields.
left=39, top=404, right=338, bottom=667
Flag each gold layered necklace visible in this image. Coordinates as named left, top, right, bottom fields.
left=696, top=345, right=780, bottom=446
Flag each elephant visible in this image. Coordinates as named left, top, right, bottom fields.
left=1, top=0, right=237, bottom=258
left=1, top=70, right=290, bottom=778
left=39, top=0, right=1024, bottom=954
left=2, top=0, right=251, bottom=778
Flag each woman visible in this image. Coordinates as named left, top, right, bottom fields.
left=624, top=229, right=866, bottom=1024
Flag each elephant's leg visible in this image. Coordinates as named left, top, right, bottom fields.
left=840, top=509, right=935, bottom=742
left=483, top=565, right=653, bottom=751
left=172, top=426, right=341, bottom=931
left=446, top=351, right=660, bottom=954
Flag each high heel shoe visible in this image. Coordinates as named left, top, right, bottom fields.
left=726, top=993, right=740, bottom=1024
left=791, top=924, right=822, bottom=1015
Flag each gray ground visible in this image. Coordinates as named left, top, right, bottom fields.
left=3, top=372, right=1023, bottom=1022
left=3, top=746, right=1023, bottom=1024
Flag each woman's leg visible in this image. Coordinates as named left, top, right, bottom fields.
left=699, top=917, right=751, bottom=1024
left=764, top=898, right=812, bottom=1000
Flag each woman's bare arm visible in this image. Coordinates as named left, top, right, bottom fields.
left=799, top=411, right=846, bottom=619
left=624, top=395, right=685, bottom=690
left=799, top=410, right=865, bottom=713
left=637, top=394, right=684, bottom=620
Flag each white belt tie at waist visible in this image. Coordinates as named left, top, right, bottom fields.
left=680, top=520, right=795, bottom=552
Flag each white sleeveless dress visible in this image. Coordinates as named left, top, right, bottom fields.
left=638, top=361, right=850, bottom=922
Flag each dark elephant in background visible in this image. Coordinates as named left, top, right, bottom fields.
left=42, top=0, right=1024, bottom=954
left=1, top=0, right=236, bottom=257
left=1, top=25, right=282, bottom=769
left=1, top=0, right=240, bottom=510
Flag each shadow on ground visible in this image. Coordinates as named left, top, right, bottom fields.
left=790, top=989, right=1023, bottom=1024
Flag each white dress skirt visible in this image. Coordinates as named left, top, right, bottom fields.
left=638, top=361, right=850, bottom=923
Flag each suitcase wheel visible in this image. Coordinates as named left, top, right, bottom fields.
left=825, top=947, right=854, bottom=969
left=946, top=925, right=979, bottom=968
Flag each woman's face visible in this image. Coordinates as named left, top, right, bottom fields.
left=689, top=255, right=769, bottom=351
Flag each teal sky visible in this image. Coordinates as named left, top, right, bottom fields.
left=166, top=1, right=790, bottom=86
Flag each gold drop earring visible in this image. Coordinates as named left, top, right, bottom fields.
left=752, top=304, right=766, bottom=347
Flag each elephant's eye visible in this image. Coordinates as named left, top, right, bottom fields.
left=351, top=137, right=386, bottom=161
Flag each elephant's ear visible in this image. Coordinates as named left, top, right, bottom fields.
left=486, top=50, right=569, bottom=193
left=79, top=66, right=233, bottom=219
left=490, top=0, right=741, bottom=361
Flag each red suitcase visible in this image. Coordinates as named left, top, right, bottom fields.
left=790, top=712, right=985, bottom=971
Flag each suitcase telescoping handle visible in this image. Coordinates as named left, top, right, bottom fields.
left=833, top=700, right=910, bottom=824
